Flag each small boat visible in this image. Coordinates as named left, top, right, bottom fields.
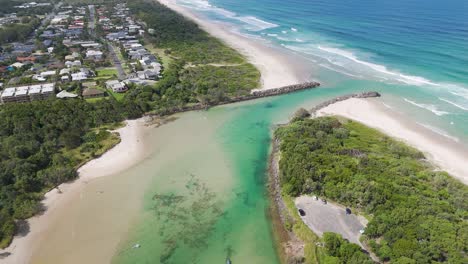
left=132, top=243, right=141, bottom=249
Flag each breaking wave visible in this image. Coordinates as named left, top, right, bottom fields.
left=404, top=98, right=450, bottom=116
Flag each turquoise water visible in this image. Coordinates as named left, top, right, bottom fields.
left=114, top=1, right=468, bottom=263
left=178, top=0, right=468, bottom=142
left=114, top=86, right=376, bottom=264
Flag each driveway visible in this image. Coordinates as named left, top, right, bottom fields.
left=107, top=44, right=126, bottom=80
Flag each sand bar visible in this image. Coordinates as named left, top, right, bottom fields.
left=0, top=119, right=151, bottom=264
left=317, top=98, right=468, bottom=185
left=156, top=0, right=311, bottom=90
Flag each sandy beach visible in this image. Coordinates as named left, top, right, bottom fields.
left=0, top=119, right=151, bottom=264
left=156, top=0, right=311, bottom=90
left=317, top=98, right=468, bottom=185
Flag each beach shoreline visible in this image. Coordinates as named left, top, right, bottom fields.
left=156, top=0, right=313, bottom=90
left=0, top=118, right=152, bottom=264
left=317, top=98, right=468, bottom=185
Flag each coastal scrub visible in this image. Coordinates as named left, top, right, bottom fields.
left=274, top=116, right=468, bottom=263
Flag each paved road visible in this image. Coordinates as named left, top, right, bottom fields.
left=88, top=5, right=96, bottom=38
left=107, top=44, right=126, bottom=80
left=295, top=196, right=367, bottom=247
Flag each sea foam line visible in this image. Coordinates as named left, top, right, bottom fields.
left=439, top=98, right=468, bottom=111
left=404, top=98, right=450, bottom=116
left=235, top=16, right=279, bottom=31
left=417, top=123, right=459, bottom=142
left=317, top=46, right=438, bottom=86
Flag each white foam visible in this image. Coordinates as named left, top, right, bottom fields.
left=267, top=33, right=278, bottom=37
left=382, top=103, right=393, bottom=109
left=235, top=16, right=279, bottom=31
left=404, top=98, right=450, bottom=116
left=317, top=46, right=438, bottom=86
left=438, top=98, right=468, bottom=111
left=318, top=63, right=361, bottom=78
left=291, top=27, right=298, bottom=32
left=417, top=123, right=459, bottom=142
left=281, top=30, right=287, bottom=34
left=448, top=88, right=468, bottom=101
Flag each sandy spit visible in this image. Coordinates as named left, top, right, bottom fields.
left=317, top=98, right=468, bottom=185
left=0, top=119, right=151, bottom=264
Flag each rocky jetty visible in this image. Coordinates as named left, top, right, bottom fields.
left=250, top=82, right=320, bottom=97
left=155, top=81, right=321, bottom=116
left=309, top=91, right=380, bottom=114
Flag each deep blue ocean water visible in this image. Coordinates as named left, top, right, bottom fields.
left=177, top=0, right=468, bottom=142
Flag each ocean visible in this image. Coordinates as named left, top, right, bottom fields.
left=178, top=0, right=468, bottom=142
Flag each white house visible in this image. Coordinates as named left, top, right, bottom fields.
left=85, top=50, right=103, bottom=61
left=71, top=72, right=88, bottom=81
left=40, top=71, right=56, bottom=78
left=105, top=80, right=128, bottom=93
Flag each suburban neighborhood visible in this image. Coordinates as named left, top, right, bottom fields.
left=0, top=1, right=163, bottom=104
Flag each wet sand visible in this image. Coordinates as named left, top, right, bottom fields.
left=25, top=111, right=235, bottom=264
left=0, top=119, right=151, bottom=264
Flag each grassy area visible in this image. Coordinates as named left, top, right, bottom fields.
left=94, top=67, right=118, bottom=81
left=145, top=43, right=173, bottom=70
left=283, top=195, right=323, bottom=263
left=62, top=127, right=121, bottom=168
left=106, top=88, right=126, bottom=102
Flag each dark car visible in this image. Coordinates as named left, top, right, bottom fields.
left=298, top=209, right=306, bottom=216
left=346, top=208, right=352, bottom=215
left=322, top=199, right=327, bottom=204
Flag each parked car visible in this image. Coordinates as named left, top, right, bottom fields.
left=298, top=209, right=306, bottom=216
left=321, top=199, right=327, bottom=204
left=346, top=208, right=352, bottom=215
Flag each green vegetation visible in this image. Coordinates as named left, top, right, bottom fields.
left=94, top=68, right=118, bottom=81
left=0, top=98, right=143, bottom=247
left=122, top=0, right=260, bottom=114
left=275, top=116, right=468, bottom=263
left=128, top=0, right=243, bottom=65
left=0, top=0, right=260, bottom=248
left=0, top=17, right=41, bottom=45
left=283, top=195, right=321, bottom=263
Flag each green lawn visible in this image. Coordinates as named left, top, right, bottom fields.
left=94, top=68, right=118, bottom=80
left=144, top=43, right=172, bottom=70
left=106, top=88, right=126, bottom=101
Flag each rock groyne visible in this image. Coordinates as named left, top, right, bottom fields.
left=155, top=81, right=321, bottom=116
left=309, top=91, right=380, bottom=115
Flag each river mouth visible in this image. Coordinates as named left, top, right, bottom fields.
left=29, top=80, right=467, bottom=264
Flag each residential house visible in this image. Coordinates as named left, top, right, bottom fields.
left=0, top=88, right=16, bottom=103
left=82, top=88, right=105, bottom=98
left=105, top=80, right=127, bottom=93
left=10, top=62, right=24, bottom=69
left=85, top=50, right=103, bottom=61
left=13, top=86, right=29, bottom=102
left=40, top=70, right=56, bottom=79
left=16, top=56, right=36, bottom=63
left=56, top=90, right=78, bottom=99
left=65, top=60, right=81, bottom=68
left=71, top=72, right=87, bottom=81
